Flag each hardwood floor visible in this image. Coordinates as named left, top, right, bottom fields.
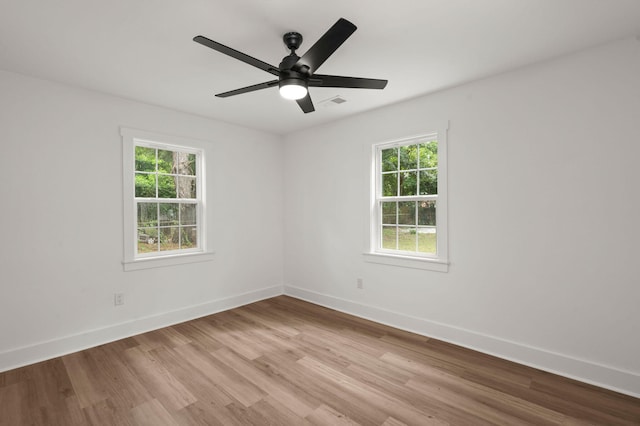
left=1, top=296, right=638, bottom=425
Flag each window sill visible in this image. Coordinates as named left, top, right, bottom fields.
left=123, top=251, right=215, bottom=271
left=363, top=252, right=449, bottom=272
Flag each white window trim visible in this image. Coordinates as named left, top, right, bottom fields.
left=121, top=127, right=214, bottom=271
left=364, top=123, right=449, bottom=272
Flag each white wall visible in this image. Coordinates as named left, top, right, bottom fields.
left=0, top=70, right=284, bottom=370
left=283, top=37, right=640, bottom=396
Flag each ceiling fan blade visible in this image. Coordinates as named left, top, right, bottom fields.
left=215, top=80, right=279, bottom=98
left=296, top=94, right=315, bottom=113
left=194, top=35, right=280, bottom=77
left=293, top=18, right=356, bottom=75
left=309, top=74, right=388, bottom=89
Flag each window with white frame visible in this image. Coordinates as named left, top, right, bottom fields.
left=367, top=127, right=448, bottom=272
left=121, top=128, right=213, bottom=271
left=134, top=143, right=200, bottom=255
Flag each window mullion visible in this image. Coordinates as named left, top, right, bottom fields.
left=417, top=143, right=420, bottom=196
left=379, top=201, right=384, bottom=251
left=155, top=201, right=160, bottom=251
left=395, top=200, right=399, bottom=250
left=395, top=147, right=400, bottom=197
left=379, top=195, right=437, bottom=202
left=135, top=198, right=197, bottom=203
left=154, top=148, right=159, bottom=199
left=415, top=201, right=419, bottom=251
left=134, top=199, right=139, bottom=255
left=178, top=199, right=182, bottom=250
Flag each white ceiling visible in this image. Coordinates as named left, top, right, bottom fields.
left=2, top=0, right=640, bottom=135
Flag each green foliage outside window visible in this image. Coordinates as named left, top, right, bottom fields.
left=135, top=146, right=196, bottom=198
left=381, top=141, right=437, bottom=197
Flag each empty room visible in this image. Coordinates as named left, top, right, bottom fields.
left=1, top=1, right=639, bottom=424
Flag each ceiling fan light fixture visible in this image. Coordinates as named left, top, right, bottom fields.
left=279, top=78, right=308, bottom=100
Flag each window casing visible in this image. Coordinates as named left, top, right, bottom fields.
left=367, top=127, right=448, bottom=272
left=121, top=128, right=213, bottom=271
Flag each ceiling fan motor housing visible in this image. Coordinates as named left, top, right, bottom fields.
left=278, top=54, right=308, bottom=93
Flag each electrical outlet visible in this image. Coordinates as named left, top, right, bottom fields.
left=114, top=293, right=125, bottom=306
left=357, top=278, right=364, bottom=289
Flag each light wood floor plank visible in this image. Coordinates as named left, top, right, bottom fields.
left=173, top=342, right=265, bottom=407
left=130, top=398, right=178, bottom=426
left=0, top=382, right=33, bottom=426
left=123, top=346, right=197, bottom=411
left=62, top=351, right=109, bottom=409
left=151, top=346, right=234, bottom=408
left=85, top=343, right=154, bottom=410
left=306, top=403, right=362, bottom=425
left=82, top=397, right=133, bottom=426
left=209, top=346, right=317, bottom=417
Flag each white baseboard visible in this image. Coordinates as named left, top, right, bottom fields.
left=284, top=284, right=640, bottom=398
left=0, top=285, right=283, bottom=373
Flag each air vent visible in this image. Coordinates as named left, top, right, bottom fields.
left=319, top=96, right=347, bottom=108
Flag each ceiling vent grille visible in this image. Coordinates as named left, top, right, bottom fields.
left=320, top=96, right=347, bottom=108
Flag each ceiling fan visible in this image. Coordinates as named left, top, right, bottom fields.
left=193, top=18, right=388, bottom=113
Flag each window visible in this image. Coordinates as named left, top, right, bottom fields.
left=121, top=128, right=213, bottom=271
left=134, top=144, right=200, bottom=255
left=366, top=126, right=448, bottom=272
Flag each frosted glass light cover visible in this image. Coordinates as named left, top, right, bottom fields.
left=279, top=84, right=307, bottom=100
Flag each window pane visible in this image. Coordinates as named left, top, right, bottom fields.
left=157, top=149, right=174, bottom=173
left=418, top=141, right=438, bottom=168
left=398, top=227, right=418, bottom=252
left=159, top=203, right=179, bottom=226
left=180, top=203, right=197, bottom=226
left=135, top=147, right=156, bottom=172
left=400, top=171, right=417, bottom=196
left=417, top=228, right=437, bottom=254
left=398, top=201, right=416, bottom=225
left=187, top=154, right=197, bottom=175
left=135, top=173, right=156, bottom=197
left=137, top=227, right=158, bottom=254
left=382, top=173, right=398, bottom=196
left=173, top=152, right=195, bottom=176
left=381, top=148, right=398, bottom=172
left=176, top=176, right=196, bottom=198
left=381, top=202, right=397, bottom=225
left=419, top=170, right=438, bottom=195
left=418, top=200, right=436, bottom=226
left=137, top=203, right=158, bottom=227
left=159, top=227, right=179, bottom=251
left=181, top=226, right=197, bottom=249
left=157, top=175, right=177, bottom=198
left=382, top=226, right=397, bottom=249
left=399, top=144, right=418, bottom=170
